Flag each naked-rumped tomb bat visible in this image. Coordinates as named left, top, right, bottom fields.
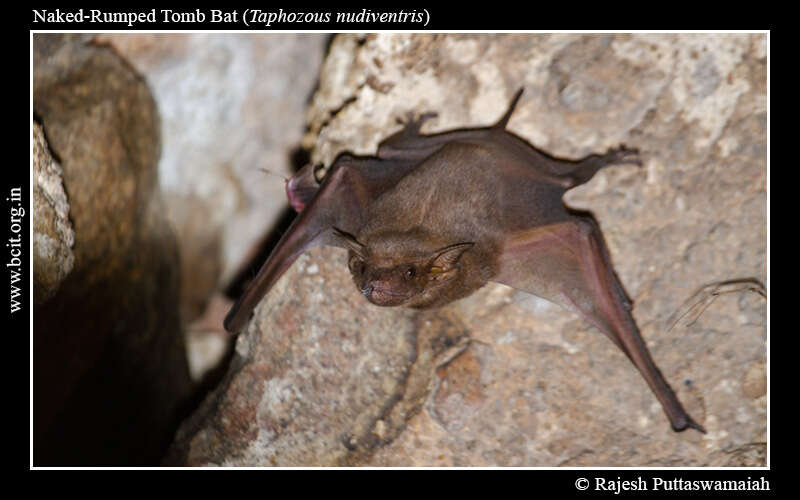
left=225, top=88, right=706, bottom=433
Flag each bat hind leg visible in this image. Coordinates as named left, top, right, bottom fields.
left=565, top=146, right=643, bottom=188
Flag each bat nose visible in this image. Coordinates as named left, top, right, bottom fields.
left=361, top=280, right=408, bottom=306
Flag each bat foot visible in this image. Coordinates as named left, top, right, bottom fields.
left=398, top=111, right=438, bottom=134
left=604, top=145, right=643, bottom=168
left=568, top=146, right=642, bottom=187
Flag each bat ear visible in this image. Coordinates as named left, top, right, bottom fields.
left=332, top=227, right=367, bottom=258
left=432, top=242, right=474, bottom=270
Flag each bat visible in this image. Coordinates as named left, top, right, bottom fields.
left=225, top=88, right=706, bottom=433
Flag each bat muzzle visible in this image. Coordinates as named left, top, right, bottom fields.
left=361, top=283, right=410, bottom=307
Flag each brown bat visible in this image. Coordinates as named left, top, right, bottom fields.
left=225, top=88, right=706, bottom=433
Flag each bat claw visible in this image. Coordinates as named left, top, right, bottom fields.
left=673, top=416, right=707, bottom=434
left=689, top=421, right=707, bottom=434
left=607, top=145, right=643, bottom=167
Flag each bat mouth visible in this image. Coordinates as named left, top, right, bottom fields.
left=362, top=285, right=412, bottom=306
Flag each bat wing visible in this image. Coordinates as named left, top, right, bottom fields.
left=224, top=154, right=418, bottom=333
left=493, top=218, right=705, bottom=432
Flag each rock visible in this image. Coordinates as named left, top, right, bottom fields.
left=165, top=247, right=470, bottom=466
left=96, top=34, right=329, bottom=289
left=96, top=34, right=329, bottom=383
left=168, top=34, right=766, bottom=466
left=32, top=122, right=74, bottom=305
left=33, top=34, right=193, bottom=465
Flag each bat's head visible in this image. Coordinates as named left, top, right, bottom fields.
left=333, top=228, right=475, bottom=308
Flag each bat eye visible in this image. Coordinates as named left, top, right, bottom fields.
left=405, top=266, right=417, bottom=279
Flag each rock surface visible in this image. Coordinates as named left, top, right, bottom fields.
left=33, top=34, right=193, bottom=465
left=168, top=34, right=767, bottom=467
left=33, top=122, right=74, bottom=305
left=97, top=34, right=329, bottom=290
left=96, top=34, right=329, bottom=382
